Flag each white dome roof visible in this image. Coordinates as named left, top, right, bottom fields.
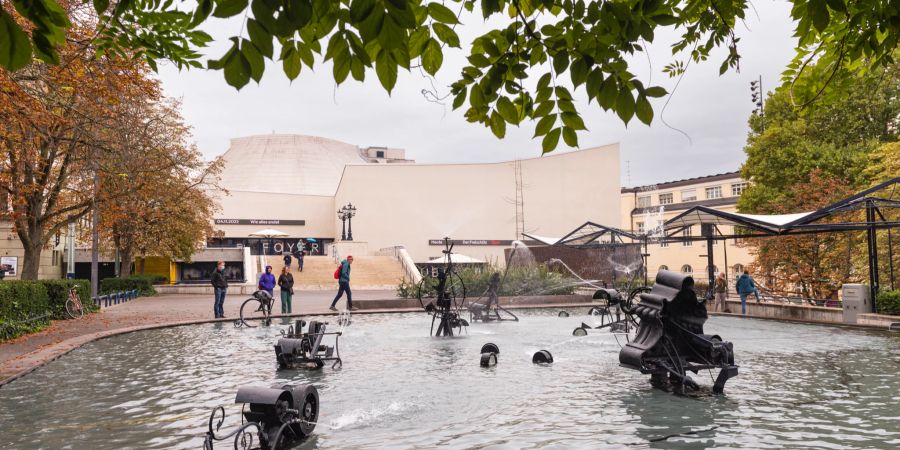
left=217, top=134, right=366, bottom=196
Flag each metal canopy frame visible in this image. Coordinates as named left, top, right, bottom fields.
left=659, top=177, right=900, bottom=311
left=550, top=221, right=642, bottom=247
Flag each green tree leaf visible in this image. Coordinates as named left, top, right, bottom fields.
left=616, top=87, right=635, bottom=124
left=427, top=2, right=459, bottom=24
left=282, top=45, right=301, bottom=81
left=635, top=95, right=653, bottom=124
left=562, top=127, right=578, bottom=147
left=542, top=127, right=561, bottom=154
left=212, top=0, right=248, bottom=18
left=432, top=23, right=460, bottom=47
left=247, top=18, right=273, bottom=59
left=241, top=39, right=265, bottom=82
left=421, top=38, right=442, bottom=75
left=496, top=96, right=518, bottom=124
left=375, top=49, right=398, bottom=92
left=0, top=10, right=32, bottom=71
left=490, top=111, right=506, bottom=138
left=224, top=42, right=251, bottom=89
left=533, top=114, right=556, bottom=137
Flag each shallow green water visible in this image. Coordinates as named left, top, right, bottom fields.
left=0, top=310, right=898, bottom=449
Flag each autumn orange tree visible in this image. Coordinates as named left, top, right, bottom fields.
left=0, top=3, right=219, bottom=279
left=95, top=98, right=223, bottom=278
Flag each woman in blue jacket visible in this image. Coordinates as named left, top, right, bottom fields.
left=258, top=265, right=276, bottom=296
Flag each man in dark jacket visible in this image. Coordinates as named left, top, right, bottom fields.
left=211, top=261, right=228, bottom=318
left=735, top=270, right=756, bottom=315
left=283, top=253, right=292, bottom=269
left=329, top=255, right=355, bottom=311
left=297, top=249, right=305, bottom=272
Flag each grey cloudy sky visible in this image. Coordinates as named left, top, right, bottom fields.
left=158, top=2, right=796, bottom=187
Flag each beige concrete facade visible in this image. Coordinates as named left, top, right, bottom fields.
left=0, top=221, right=63, bottom=280
left=620, top=172, right=753, bottom=284
left=210, top=135, right=621, bottom=266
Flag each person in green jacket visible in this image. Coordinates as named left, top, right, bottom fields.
left=329, top=255, right=355, bottom=311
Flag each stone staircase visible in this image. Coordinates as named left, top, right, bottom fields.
left=263, top=255, right=408, bottom=290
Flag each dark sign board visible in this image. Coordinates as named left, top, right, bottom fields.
left=215, top=219, right=306, bottom=226
left=428, top=239, right=516, bottom=246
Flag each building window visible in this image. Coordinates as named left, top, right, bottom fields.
left=681, top=264, right=693, bottom=274
left=660, top=239, right=668, bottom=248
left=705, top=265, right=718, bottom=276
left=376, top=150, right=385, bottom=158
left=682, top=226, right=692, bottom=246
left=705, top=186, right=722, bottom=199
left=636, top=222, right=645, bottom=234
left=731, top=182, right=748, bottom=196
left=637, top=196, right=651, bottom=208
left=733, top=264, right=744, bottom=275
left=681, top=189, right=696, bottom=202
left=659, top=265, right=669, bottom=272
left=659, top=193, right=673, bottom=205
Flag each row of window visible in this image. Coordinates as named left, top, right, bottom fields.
left=659, top=264, right=745, bottom=275
left=636, top=182, right=748, bottom=208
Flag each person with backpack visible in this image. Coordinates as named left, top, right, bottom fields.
left=283, top=253, right=292, bottom=269
left=735, top=270, right=756, bottom=315
left=277, top=266, right=294, bottom=314
left=329, top=255, right=355, bottom=311
left=211, top=260, right=228, bottom=318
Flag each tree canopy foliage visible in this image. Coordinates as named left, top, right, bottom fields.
left=0, top=2, right=221, bottom=279
left=2, top=0, right=897, bottom=152
left=739, top=58, right=899, bottom=298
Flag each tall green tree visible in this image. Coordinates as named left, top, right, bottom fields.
left=1, top=0, right=898, bottom=152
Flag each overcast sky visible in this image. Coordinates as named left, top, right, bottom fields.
left=158, top=2, right=796, bottom=187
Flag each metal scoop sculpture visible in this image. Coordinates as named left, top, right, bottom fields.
left=468, top=272, right=519, bottom=323
left=418, top=237, right=469, bottom=336
left=274, top=319, right=343, bottom=370
left=619, top=270, right=738, bottom=394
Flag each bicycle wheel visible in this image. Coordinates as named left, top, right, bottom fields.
left=238, top=298, right=271, bottom=327
left=65, top=299, right=84, bottom=319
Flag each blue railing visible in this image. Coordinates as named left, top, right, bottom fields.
left=92, top=289, right=140, bottom=308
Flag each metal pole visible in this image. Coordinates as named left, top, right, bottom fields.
left=347, top=213, right=353, bottom=241
left=90, top=169, right=99, bottom=299
left=341, top=215, right=346, bottom=241
left=888, top=229, right=895, bottom=291
left=866, top=200, right=879, bottom=312
left=66, top=218, right=75, bottom=278
left=706, top=236, right=715, bottom=299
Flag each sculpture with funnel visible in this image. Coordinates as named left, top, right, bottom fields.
left=418, top=237, right=469, bottom=336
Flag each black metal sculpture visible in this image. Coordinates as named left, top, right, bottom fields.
left=418, top=237, right=469, bottom=336
left=274, top=319, right=342, bottom=369
left=204, top=383, right=318, bottom=450
left=572, top=287, right=648, bottom=336
left=619, top=270, right=738, bottom=394
left=468, top=272, right=519, bottom=322
left=235, top=290, right=274, bottom=328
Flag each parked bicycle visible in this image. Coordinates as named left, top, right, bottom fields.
left=65, top=286, right=84, bottom=319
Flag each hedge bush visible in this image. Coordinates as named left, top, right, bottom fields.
left=0, top=281, right=51, bottom=341
left=398, top=265, right=577, bottom=299
left=100, top=275, right=158, bottom=296
left=39, top=279, right=97, bottom=319
left=876, top=290, right=900, bottom=316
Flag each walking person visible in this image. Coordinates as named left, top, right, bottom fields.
left=735, top=270, right=756, bottom=315
left=329, top=255, right=356, bottom=311
left=714, top=272, right=730, bottom=313
left=278, top=266, right=295, bottom=314
left=283, top=253, right=292, bottom=269
left=211, top=261, right=228, bottom=318
left=297, top=249, right=305, bottom=272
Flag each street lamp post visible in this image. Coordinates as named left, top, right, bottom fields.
left=337, top=209, right=347, bottom=240
left=345, top=203, right=357, bottom=241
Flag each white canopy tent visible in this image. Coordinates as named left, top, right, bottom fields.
left=426, top=254, right=486, bottom=264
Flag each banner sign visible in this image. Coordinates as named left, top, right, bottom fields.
left=0, top=256, right=17, bottom=276
left=215, top=219, right=306, bottom=226
left=428, top=239, right=516, bottom=246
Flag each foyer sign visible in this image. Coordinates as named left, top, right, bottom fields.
left=215, top=219, right=306, bottom=226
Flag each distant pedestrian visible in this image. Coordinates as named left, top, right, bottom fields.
left=283, top=253, right=292, bottom=269
left=278, top=266, right=294, bottom=314
left=297, top=249, right=305, bottom=272
left=329, top=255, right=355, bottom=311
left=258, top=265, right=276, bottom=296
left=714, top=272, right=730, bottom=313
left=735, top=270, right=756, bottom=315
left=211, top=261, right=228, bottom=318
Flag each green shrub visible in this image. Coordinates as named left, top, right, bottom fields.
left=398, top=265, right=578, bottom=299
left=0, top=281, right=51, bottom=341
left=38, top=279, right=97, bottom=319
left=876, top=290, right=900, bottom=315
left=100, top=275, right=157, bottom=296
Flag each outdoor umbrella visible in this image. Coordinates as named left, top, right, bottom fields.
left=249, top=229, right=289, bottom=256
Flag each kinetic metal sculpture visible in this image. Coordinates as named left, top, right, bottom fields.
left=468, top=272, right=519, bottom=323
left=235, top=290, right=274, bottom=328
left=204, top=383, right=318, bottom=450
left=274, top=319, right=343, bottom=369
left=619, top=270, right=738, bottom=394
left=418, top=238, right=469, bottom=336
left=572, top=287, right=649, bottom=336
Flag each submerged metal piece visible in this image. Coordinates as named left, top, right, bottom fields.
left=203, top=383, right=318, bottom=450
left=234, top=291, right=274, bottom=328
left=619, top=270, right=738, bottom=394
left=532, top=350, right=553, bottom=364
left=274, top=319, right=342, bottom=370
left=468, top=272, right=520, bottom=323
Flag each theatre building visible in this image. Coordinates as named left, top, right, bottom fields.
left=194, top=134, right=622, bottom=286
